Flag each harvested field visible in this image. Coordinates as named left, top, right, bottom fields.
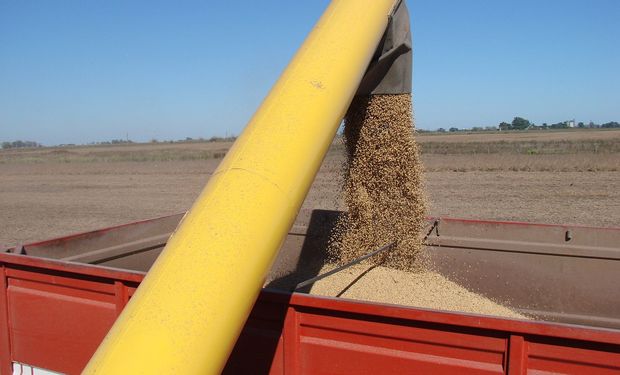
left=423, top=153, right=620, bottom=172
left=0, top=141, right=233, bottom=164
left=418, top=129, right=620, bottom=143
left=426, top=171, right=620, bottom=224
left=0, top=160, right=215, bottom=246
left=1, top=129, right=619, bottom=249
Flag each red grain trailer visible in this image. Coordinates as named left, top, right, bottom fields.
left=1, top=210, right=619, bottom=374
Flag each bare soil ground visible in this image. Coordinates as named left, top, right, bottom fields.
left=1, top=130, right=619, bottom=247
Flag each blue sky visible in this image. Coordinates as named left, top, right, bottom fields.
left=1, top=1, right=618, bottom=145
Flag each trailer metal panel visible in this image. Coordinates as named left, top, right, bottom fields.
left=2, top=213, right=619, bottom=373
left=6, top=210, right=620, bottom=328
left=1, top=249, right=619, bottom=374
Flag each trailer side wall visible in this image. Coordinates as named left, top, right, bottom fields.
left=0, top=253, right=618, bottom=375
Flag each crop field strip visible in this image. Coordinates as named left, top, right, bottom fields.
left=1, top=129, right=619, bottom=247
left=2, top=130, right=619, bottom=169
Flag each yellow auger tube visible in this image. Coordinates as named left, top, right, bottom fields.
left=83, top=0, right=398, bottom=373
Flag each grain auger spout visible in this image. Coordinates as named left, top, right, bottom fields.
left=83, top=1, right=412, bottom=373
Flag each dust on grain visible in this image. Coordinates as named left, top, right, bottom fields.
left=328, top=94, right=427, bottom=271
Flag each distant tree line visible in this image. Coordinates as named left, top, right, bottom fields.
left=601, top=121, right=620, bottom=128
left=431, top=126, right=498, bottom=133
left=428, top=117, right=620, bottom=133
left=88, top=139, right=135, bottom=145
left=2, top=135, right=240, bottom=149
left=1, top=140, right=42, bottom=149
left=499, top=118, right=620, bottom=131
left=149, top=136, right=237, bottom=144
left=92, top=136, right=236, bottom=145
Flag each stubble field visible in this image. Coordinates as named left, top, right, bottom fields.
left=1, top=129, right=619, bottom=247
